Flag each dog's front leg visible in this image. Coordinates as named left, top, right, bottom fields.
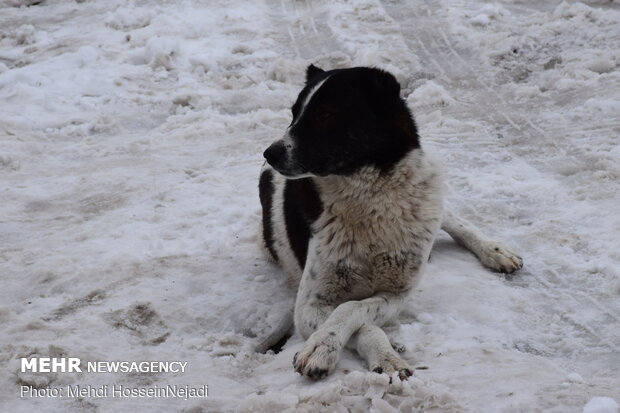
left=348, top=323, right=413, bottom=380
left=293, top=292, right=407, bottom=380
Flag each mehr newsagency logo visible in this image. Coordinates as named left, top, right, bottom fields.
left=20, top=357, right=208, bottom=400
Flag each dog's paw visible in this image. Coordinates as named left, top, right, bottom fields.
left=293, top=333, right=340, bottom=380
left=371, top=353, right=413, bottom=381
left=478, top=241, right=523, bottom=273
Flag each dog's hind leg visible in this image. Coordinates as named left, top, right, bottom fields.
left=441, top=209, right=523, bottom=273
left=293, top=292, right=408, bottom=380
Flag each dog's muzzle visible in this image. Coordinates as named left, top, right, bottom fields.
left=263, top=141, right=287, bottom=168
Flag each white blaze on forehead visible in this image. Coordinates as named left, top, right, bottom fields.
left=291, top=75, right=331, bottom=127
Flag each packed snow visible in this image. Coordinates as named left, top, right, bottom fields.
left=1, top=0, right=619, bottom=412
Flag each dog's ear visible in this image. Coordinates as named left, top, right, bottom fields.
left=306, top=64, right=325, bottom=83
left=371, top=69, right=401, bottom=99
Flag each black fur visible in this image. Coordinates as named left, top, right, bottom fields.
left=258, top=168, right=278, bottom=262
left=283, top=178, right=323, bottom=268
left=306, top=64, right=325, bottom=83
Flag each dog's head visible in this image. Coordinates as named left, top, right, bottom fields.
left=263, top=65, right=420, bottom=178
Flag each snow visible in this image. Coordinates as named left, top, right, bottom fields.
left=408, top=81, right=454, bottom=108
left=567, top=372, right=585, bottom=383
left=583, top=397, right=620, bottom=413
left=1, top=0, right=619, bottom=412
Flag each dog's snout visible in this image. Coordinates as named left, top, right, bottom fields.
left=263, top=142, right=287, bottom=165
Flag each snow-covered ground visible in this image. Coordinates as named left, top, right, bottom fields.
left=1, top=0, right=619, bottom=411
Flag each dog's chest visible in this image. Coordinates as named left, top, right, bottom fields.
left=309, top=186, right=436, bottom=298
left=295, top=153, right=443, bottom=304
left=315, top=198, right=412, bottom=258
left=314, top=174, right=437, bottom=253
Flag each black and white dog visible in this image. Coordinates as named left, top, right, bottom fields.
left=259, top=65, right=523, bottom=380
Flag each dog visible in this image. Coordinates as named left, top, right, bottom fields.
left=258, top=65, right=523, bottom=380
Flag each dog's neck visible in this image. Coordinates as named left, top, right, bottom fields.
left=314, top=148, right=424, bottom=199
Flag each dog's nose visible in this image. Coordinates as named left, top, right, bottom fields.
left=263, top=142, right=287, bottom=165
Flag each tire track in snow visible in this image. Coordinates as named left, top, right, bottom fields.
left=381, top=0, right=620, bottom=362
left=384, top=2, right=620, bottom=358
left=267, top=0, right=336, bottom=61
